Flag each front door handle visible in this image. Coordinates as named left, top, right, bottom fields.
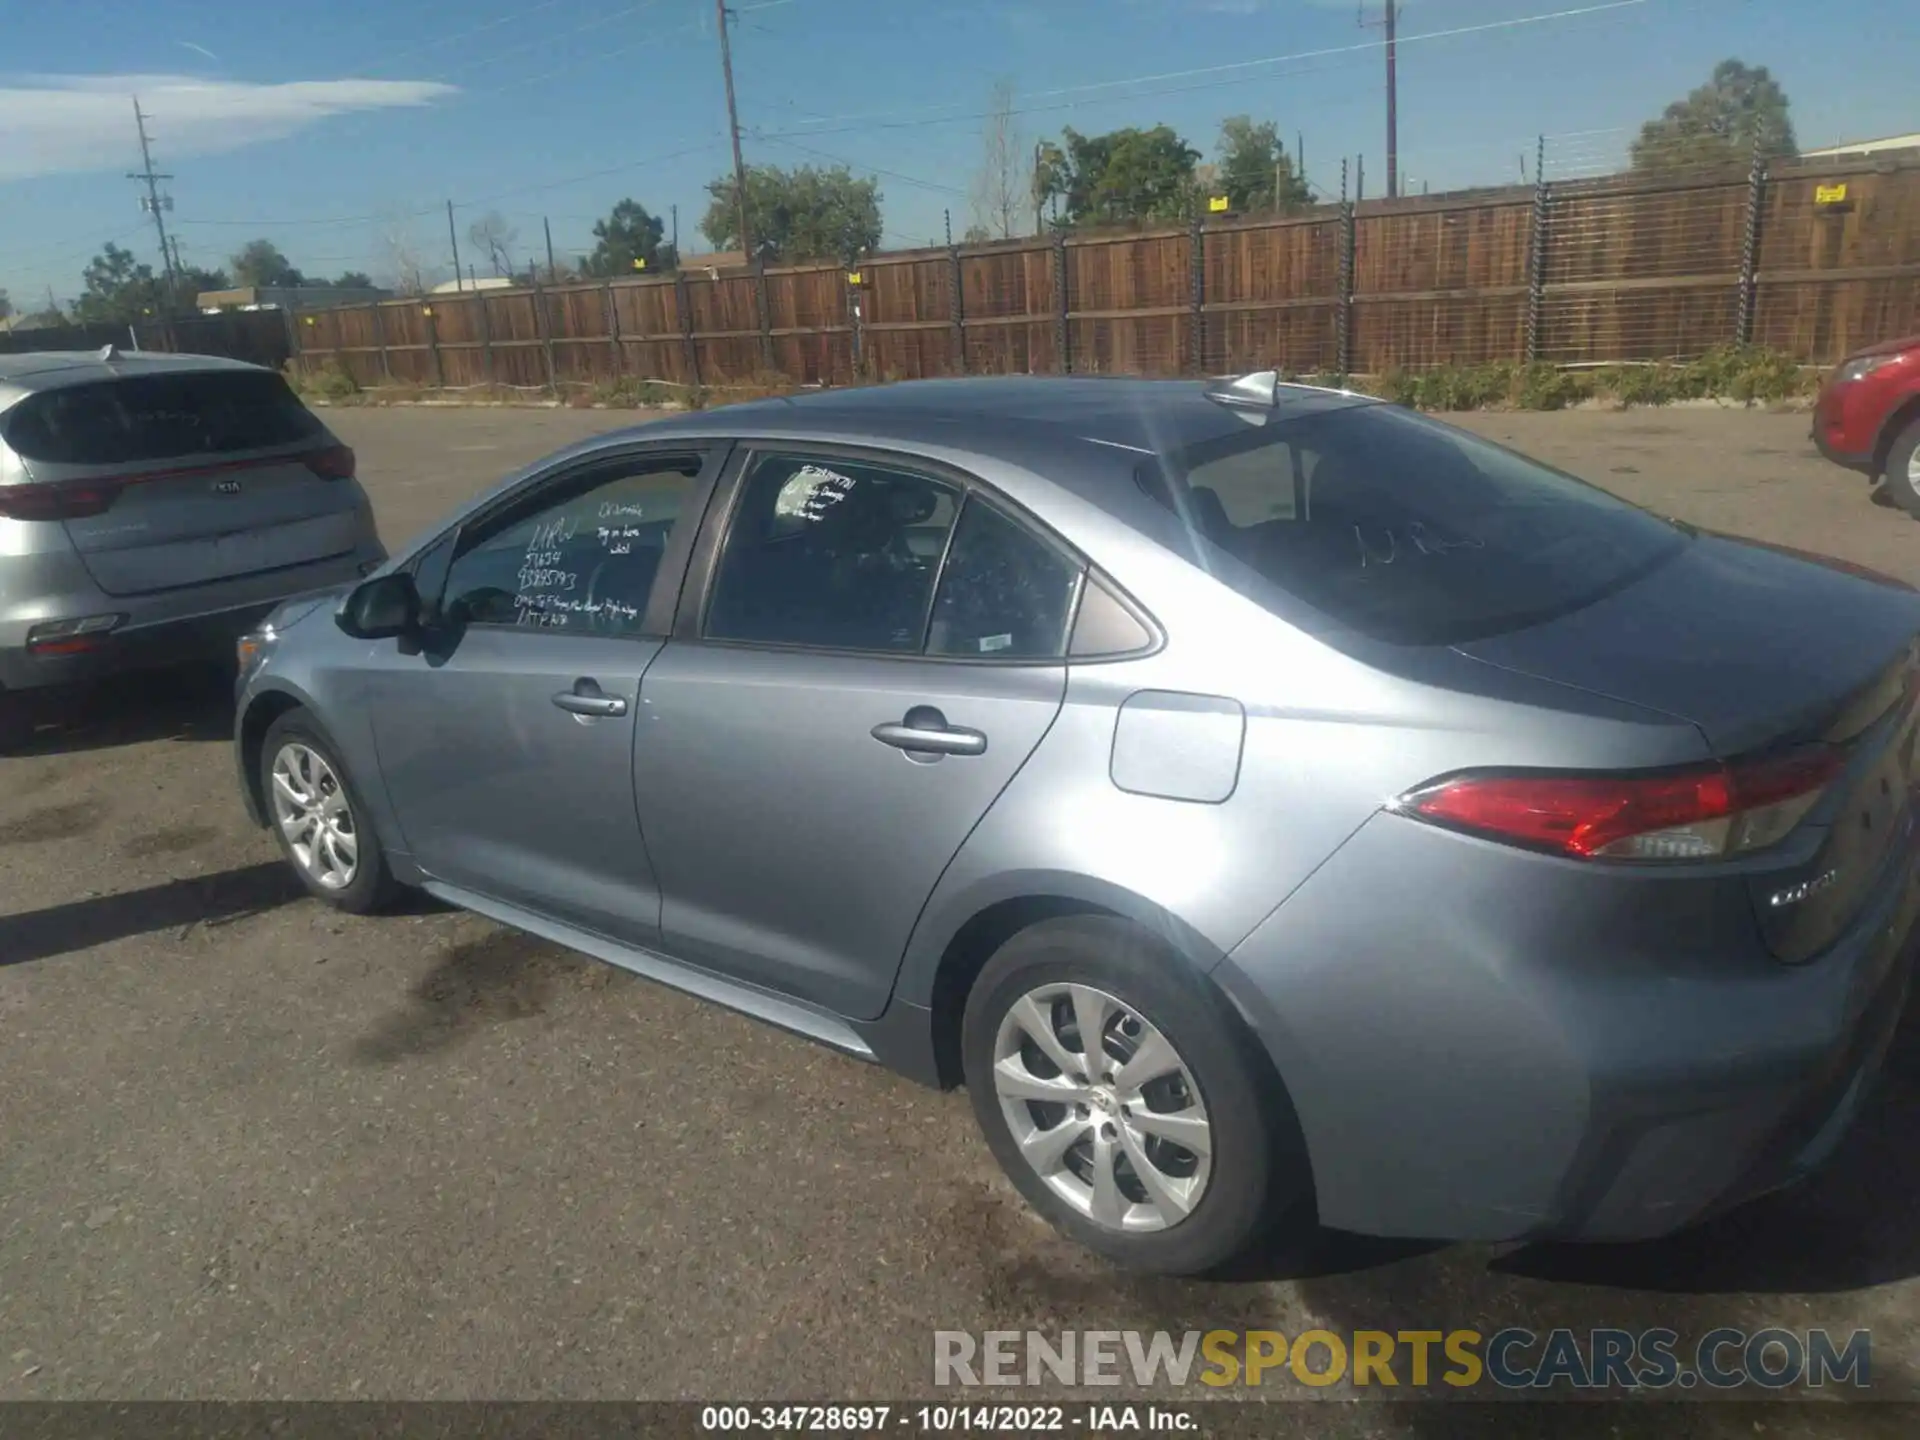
left=871, top=705, right=987, bottom=757
left=552, top=678, right=628, bottom=718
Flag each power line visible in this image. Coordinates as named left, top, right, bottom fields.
left=753, top=132, right=967, bottom=197
left=757, top=0, right=1659, bottom=137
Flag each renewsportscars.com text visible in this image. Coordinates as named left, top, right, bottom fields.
left=933, top=1327, right=1872, bottom=1391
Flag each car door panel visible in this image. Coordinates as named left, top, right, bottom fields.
left=634, top=646, right=1066, bottom=1019
left=370, top=629, right=666, bottom=943
left=360, top=443, right=722, bottom=948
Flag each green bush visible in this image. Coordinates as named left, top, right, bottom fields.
left=289, top=361, right=360, bottom=401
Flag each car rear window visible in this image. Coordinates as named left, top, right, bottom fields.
left=1141, top=403, right=1687, bottom=646
left=2, top=371, right=325, bottom=467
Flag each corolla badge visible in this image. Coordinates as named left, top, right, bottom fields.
left=1769, top=868, right=1840, bottom=909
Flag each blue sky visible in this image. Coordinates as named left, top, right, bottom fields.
left=1, top=0, right=1912, bottom=306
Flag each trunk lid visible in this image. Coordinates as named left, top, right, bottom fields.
left=1456, top=532, right=1920, bottom=963
left=3, top=369, right=362, bottom=597
left=1452, top=531, right=1920, bottom=755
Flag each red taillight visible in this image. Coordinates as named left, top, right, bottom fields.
left=1399, top=747, right=1847, bottom=862
left=0, top=481, right=121, bottom=521
left=304, top=444, right=356, bottom=481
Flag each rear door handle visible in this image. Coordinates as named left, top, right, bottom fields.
left=871, top=705, right=987, bottom=757
left=552, top=677, right=628, bottom=718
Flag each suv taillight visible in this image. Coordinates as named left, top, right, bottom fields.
left=0, top=481, right=121, bottom=521
left=304, top=444, right=356, bottom=481
left=1397, top=747, right=1847, bottom=862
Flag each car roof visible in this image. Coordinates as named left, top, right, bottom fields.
left=0, top=350, right=270, bottom=395
left=633, top=375, right=1373, bottom=512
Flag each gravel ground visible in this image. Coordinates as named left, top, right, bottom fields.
left=3, top=403, right=1918, bottom=1433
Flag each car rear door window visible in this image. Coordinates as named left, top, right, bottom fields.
left=2, top=371, right=325, bottom=466
left=438, top=454, right=702, bottom=636
left=926, top=498, right=1081, bottom=659
left=705, top=453, right=961, bottom=652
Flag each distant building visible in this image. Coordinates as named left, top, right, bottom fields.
left=1800, top=133, right=1920, bottom=159
left=677, top=250, right=748, bottom=277
left=198, top=284, right=389, bottom=313
left=428, top=276, right=517, bottom=295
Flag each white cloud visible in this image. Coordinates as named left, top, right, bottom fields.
left=0, top=74, right=457, bottom=182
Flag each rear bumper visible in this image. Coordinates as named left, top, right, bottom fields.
left=0, top=544, right=383, bottom=693
left=1217, top=808, right=1920, bottom=1243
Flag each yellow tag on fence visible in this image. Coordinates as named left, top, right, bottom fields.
left=847, top=271, right=863, bottom=285
left=1208, top=194, right=1231, bottom=213
left=1816, top=183, right=1848, bottom=205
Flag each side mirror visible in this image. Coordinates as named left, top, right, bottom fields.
left=336, top=572, right=421, bottom=639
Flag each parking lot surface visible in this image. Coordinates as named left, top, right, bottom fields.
left=4, top=404, right=1919, bottom=1432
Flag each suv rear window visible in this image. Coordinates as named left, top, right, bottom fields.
left=1141, top=404, right=1686, bottom=645
left=3, top=371, right=325, bottom=467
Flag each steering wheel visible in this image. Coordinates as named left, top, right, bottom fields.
left=582, top=555, right=649, bottom=633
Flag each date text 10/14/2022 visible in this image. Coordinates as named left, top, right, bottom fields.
left=700, top=1406, right=1196, bottom=1433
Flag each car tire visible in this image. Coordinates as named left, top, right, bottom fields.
left=961, top=915, right=1309, bottom=1276
left=1884, top=417, right=1920, bottom=519
left=259, top=710, right=399, bottom=914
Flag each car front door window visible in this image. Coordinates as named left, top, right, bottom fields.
left=439, top=455, right=702, bottom=636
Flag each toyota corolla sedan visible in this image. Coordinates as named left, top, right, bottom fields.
left=232, top=374, right=1920, bottom=1275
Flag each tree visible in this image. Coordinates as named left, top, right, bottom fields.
left=969, top=79, right=1025, bottom=242
left=580, top=199, right=675, bottom=277
left=378, top=213, right=431, bottom=296
left=701, top=164, right=882, bottom=263
left=333, top=271, right=375, bottom=290
left=229, top=239, right=305, bottom=288
left=1631, top=59, right=1797, bottom=173
left=19, top=307, right=67, bottom=330
left=0, top=289, right=11, bottom=325
left=1031, top=139, right=1068, bottom=233
left=1215, top=116, right=1310, bottom=214
left=961, top=223, right=993, bottom=246
left=71, top=242, right=163, bottom=324
left=1052, top=125, right=1200, bottom=226
left=467, top=212, right=518, bottom=278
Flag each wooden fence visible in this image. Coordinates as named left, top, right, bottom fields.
left=21, top=150, right=1913, bottom=389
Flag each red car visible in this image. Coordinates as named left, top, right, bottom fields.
left=1813, top=333, right=1920, bottom=513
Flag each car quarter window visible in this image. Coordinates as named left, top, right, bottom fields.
left=438, top=452, right=703, bottom=636
left=926, top=497, right=1082, bottom=659
left=704, top=452, right=962, bottom=652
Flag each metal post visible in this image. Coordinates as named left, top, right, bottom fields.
left=1053, top=229, right=1070, bottom=374
left=425, top=304, right=445, bottom=390
left=447, top=201, right=464, bottom=292
left=544, top=216, right=558, bottom=285
left=371, top=301, right=393, bottom=384
left=532, top=271, right=557, bottom=395
left=675, top=269, right=702, bottom=389
left=848, top=273, right=866, bottom=380
left=474, top=290, right=496, bottom=387
left=1525, top=134, right=1548, bottom=364
left=1337, top=158, right=1354, bottom=380
left=281, top=305, right=300, bottom=377
left=1188, top=209, right=1205, bottom=375
left=603, top=281, right=624, bottom=377
left=1736, top=137, right=1767, bottom=348
left=755, top=263, right=775, bottom=373
left=949, top=237, right=966, bottom=375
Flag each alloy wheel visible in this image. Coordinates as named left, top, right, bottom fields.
left=270, top=742, right=359, bottom=891
left=991, top=982, right=1213, bottom=1233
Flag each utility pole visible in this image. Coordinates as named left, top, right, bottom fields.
left=1358, top=0, right=1399, bottom=199
left=544, top=216, right=557, bottom=283
left=713, top=0, right=756, bottom=266
left=127, top=98, right=179, bottom=311
left=671, top=204, right=679, bottom=257
left=447, top=201, right=464, bottom=292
